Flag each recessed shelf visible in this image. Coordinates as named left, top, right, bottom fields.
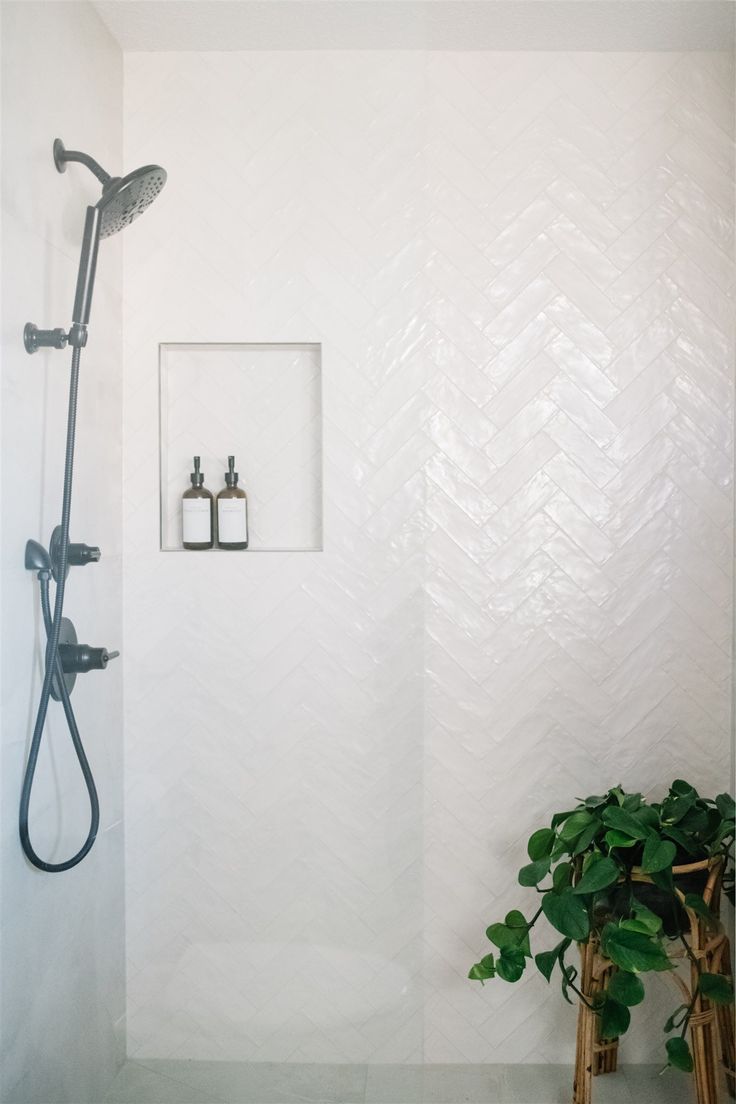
left=159, top=343, right=323, bottom=552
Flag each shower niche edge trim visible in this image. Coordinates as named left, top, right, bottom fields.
left=158, top=341, right=323, bottom=553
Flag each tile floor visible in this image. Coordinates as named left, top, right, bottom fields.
left=102, top=1060, right=699, bottom=1104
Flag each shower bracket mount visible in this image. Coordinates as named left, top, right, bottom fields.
left=24, top=322, right=88, bottom=354
left=23, top=323, right=68, bottom=354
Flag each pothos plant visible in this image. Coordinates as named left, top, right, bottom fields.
left=470, top=782, right=735, bottom=1073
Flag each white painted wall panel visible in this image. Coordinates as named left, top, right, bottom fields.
left=1, top=3, right=125, bottom=1100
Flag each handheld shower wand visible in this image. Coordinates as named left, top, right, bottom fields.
left=21, top=139, right=166, bottom=872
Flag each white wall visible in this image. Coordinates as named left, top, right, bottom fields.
left=1, top=3, right=125, bottom=1100
left=123, top=49, right=734, bottom=1065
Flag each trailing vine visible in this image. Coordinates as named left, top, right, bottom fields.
left=469, top=781, right=735, bottom=1072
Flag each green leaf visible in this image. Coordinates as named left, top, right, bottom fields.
left=486, top=923, right=515, bottom=950
left=558, top=810, right=595, bottom=843
left=551, top=808, right=578, bottom=830
left=542, top=889, right=590, bottom=942
left=662, top=826, right=699, bottom=855
left=683, top=894, right=720, bottom=929
left=487, top=913, right=532, bottom=956
left=664, top=1004, right=689, bottom=1033
left=572, top=819, right=602, bottom=856
left=679, top=806, right=709, bottom=835
left=495, top=947, right=526, bottom=983
left=621, top=903, right=662, bottom=936
left=600, top=923, right=672, bottom=973
left=504, top=910, right=531, bottom=957
left=560, top=962, right=578, bottom=1005
left=552, top=862, right=573, bottom=893
left=599, top=996, right=630, bottom=1040
left=661, top=791, right=697, bottom=825
left=605, top=830, right=639, bottom=850
left=519, top=859, right=550, bottom=887
left=699, top=972, right=734, bottom=1005
left=637, top=806, right=660, bottom=830
left=666, top=1036, right=694, bottom=1073
left=602, top=807, right=648, bottom=840
left=527, top=828, right=555, bottom=860
left=534, top=949, right=557, bottom=983
left=716, top=793, right=736, bottom=820
left=468, top=954, right=495, bottom=982
left=640, top=835, right=677, bottom=874
left=649, top=866, right=675, bottom=893
left=573, top=855, right=620, bottom=895
left=534, top=938, right=571, bottom=983
left=583, top=794, right=608, bottom=809
left=608, top=970, right=645, bottom=1007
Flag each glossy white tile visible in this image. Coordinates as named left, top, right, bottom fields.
left=122, top=49, right=733, bottom=1070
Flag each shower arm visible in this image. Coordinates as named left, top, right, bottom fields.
left=53, top=139, right=111, bottom=186
left=24, top=205, right=100, bottom=354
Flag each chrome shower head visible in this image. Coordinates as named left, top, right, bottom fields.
left=97, top=165, right=167, bottom=238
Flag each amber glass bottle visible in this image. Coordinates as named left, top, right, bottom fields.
left=216, top=455, right=248, bottom=550
left=182, top=456, right=214, bottom=550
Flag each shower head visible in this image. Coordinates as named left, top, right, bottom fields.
left=53, top=138, right=167, bottom=238
left=51, top=139, right=167, bottom=334
left=96, top=166, right=167, bottom=239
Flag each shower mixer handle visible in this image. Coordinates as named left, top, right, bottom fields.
left=68, top=542, right=101, bottom=566
left=50, top=525, right=101, bottom=582
left=57, top=641, right=120, bottom=675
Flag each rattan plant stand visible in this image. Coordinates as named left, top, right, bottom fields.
left=573, top=858, right=734, bottom=1104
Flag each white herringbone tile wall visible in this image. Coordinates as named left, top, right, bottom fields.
left=123, top=51, right=734, bottom=1066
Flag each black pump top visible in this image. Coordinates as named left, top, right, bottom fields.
left=190, top=456, right=204, bottom=487
left=225, top=455, right=239, bottom=487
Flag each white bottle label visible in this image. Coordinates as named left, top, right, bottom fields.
left=218, top=498, right=248, bottom=545
left=182, top=498, right=211, bottom=544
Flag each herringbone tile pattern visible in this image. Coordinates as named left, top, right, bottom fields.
left=122, top=50, right=734, bottom=1066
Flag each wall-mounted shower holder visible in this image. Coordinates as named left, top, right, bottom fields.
left=24, top=321, right=88, bottom=353
left=23, top=323, right=68, bottom=354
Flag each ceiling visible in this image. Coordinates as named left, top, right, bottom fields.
left=93, top=0, right=736, bottom=52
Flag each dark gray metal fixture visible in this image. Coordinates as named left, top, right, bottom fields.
left=50, top=616, right=120, bottom=703
left=20, top=139, right=166, bottom=873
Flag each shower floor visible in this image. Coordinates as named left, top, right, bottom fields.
left=102, top=1059, right=696, bottom=1103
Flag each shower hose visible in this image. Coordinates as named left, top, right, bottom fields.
left=19, top=343, right=100, bottom=872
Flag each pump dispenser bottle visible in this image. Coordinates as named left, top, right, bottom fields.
left=217, top=455, right=248, bottom=550
left=182, top=456, right=214, bottom=550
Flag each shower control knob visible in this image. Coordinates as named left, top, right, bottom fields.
left=58, top=642, right=120, bottom=675
left=49, top=526, right=101, bottom=581
left=68, top=543, right=101, bottom=566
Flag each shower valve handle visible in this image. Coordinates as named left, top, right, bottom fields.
left=58, top=642, right=120, bottom=675
left=50, top=526, right=101, bottom=581
left=68, top=542, right=101, bottom=567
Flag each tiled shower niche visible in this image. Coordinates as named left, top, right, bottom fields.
left=159, top=343, right=322, bottom=551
